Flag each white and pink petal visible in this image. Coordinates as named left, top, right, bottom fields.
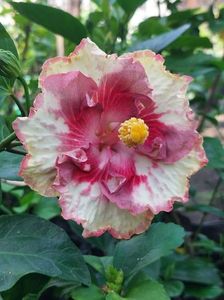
left=132, top=139, right=207, bottom=214
left=54, top=155, right=153, bottom=239
left=103, top=138, right=207, bottom=215
left=57, top=181, right=153, bottom=239
left=13, top=93, right=69, bottom=196
left=40, top=38, right=149, bottom=90
left=124, top=50, right=195, bottom=129
left=12, top=71, right=98, bottom=196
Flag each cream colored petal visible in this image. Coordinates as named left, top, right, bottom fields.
left=13, top=93, right=69, bottom=196
left=124, top=50, right=194, bottom=128
left=40, top=38, right=125, bottom=86
left=131, top=139, right=207, bottom=214
left=58, top=182, right=153, bottom=239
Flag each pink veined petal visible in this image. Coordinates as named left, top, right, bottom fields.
left=40, top=38, right=147, bottom=89
left=96, top=58, right=151, bottom=110
left=13, top=93, right=69, bottom=196
left=123, top=50, right=195, bottom=129
left=54, top=171, right=153, bottom=239
left=102, top=137, right=207, bottom=215
left=61, top=106, right=102, bottom=149
left=40, top=38, right=108, bottom=86
left=42, top=71, right=98, bottom=120
left=132, top=138, right=208, bottom=214
left=97, top=60, right=152, bottom=131
left=138, top=119, right=199, bottom=163
left=63, top=183, right=153, bottom=239
left=12, top=71, right=98, bottom=196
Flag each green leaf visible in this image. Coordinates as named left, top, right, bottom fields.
left=36, top=278, right=80, bottom=299
left=185, top=284, right=223, bottom=299
left=126, top=279, right=170, bottom=300
left=130, top=24, right=190, bottom=52
left=71, top=284, right=105, bottom=300
left=192, top=234, right=224, bottom=254
left=0, top=23, right=18, bottom=102
left=167, top=8, right=199, bottom=26
left=0, top=116, right=10, bottom=141
left=165, top=52, right=214, bottom=75
left=11, top=2, right=87, bottom=44
left=0, top=84, right=11, bottom=104
left=33, top=197, right=61, bottom=219
left=117, top=0, right=147, bottom=17
left=163, top=280, right=184, bottom=297
left=13, top=191, right=42, bottom=214
left=84, top=255, right=113, bottom=275
left=172, top=257, right=221, bottom=285
left=137, top=17, right=168, bottom=39
left=1, top=274, right=48, bottom=300
left=169, top=36, right=212, bottom=50
left=187, top=204, right=224, bottom=218
left=0, top=151, right=23, bottom=181
left=22, top=295, right=38, bottom=300
left=0, top=22, right=18, bottom=57
left=106, top=292, right=126, bottom=300
left=0, top=214, right=90, bottom=291
left=114, top=223, right=185, bottom=279
left=203, top=137, right=224, bottom=169
left=69, top=221, right=117, bottom=255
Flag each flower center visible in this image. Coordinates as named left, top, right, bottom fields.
left=118, top=117, right=149, bottom=147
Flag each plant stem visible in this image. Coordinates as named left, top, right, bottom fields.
left=0, top=181, right=13, bottom=215
left=0, top=204, right=13, bottom=215
left=0, top=132, right=17, bottom=151
left=193, top=177, right=222, bottom=240
left=11, top=94, right=26, bottom=116
left=17, top=76, right=30, bottom=113
left=198, top=47, right=224, bottom=132
left=6, top=148, right=26, bottom=156
left=9, top=141, right=22, bottom=148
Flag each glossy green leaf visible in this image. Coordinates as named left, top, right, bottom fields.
left=203, top=137, right=224, bottom=169
left=0, top=214, right=90, bottom=291
left=71, top=284, right=105, bottom=300
left=187, top=204, right=224, bottom=218
left=172, top=257, right=221, bottom=285
left=69, top=221, right=116, bottom=255
left=114, top=223, right=185, bottom=278
left=0, top=23, right=18, bottom=102
left=185, top=284, right=223, bottom=299
left=0, top=116, right=10, bottom=141
left=33, top=197, right=61, bottom=219
left=11, top=2, right=87, bottom=44
left=106, top=292, right=126, bottom=300
left=130, top=24, right=190, bottom=52
left=0, top=22, right=18, bottom=57
left=13, top=191, right=42, bottom=214
left=0, top=151, right=23, bottom=181
left=137, top=17, right=168, bottom=39
left=163, top=280, right=184, bottom=297
left=84, top=255, right=113, bottom=275
left=126, top=279, right=170, bottom=300
left=117, top=0, right=147, bottom=16
left=0, top=84, right=11, bottom=104
left=165, top=52, right=213, bottom=74
left=169, top=36, right=212, bottom=50
left=1, top=274, right=48, bottom=300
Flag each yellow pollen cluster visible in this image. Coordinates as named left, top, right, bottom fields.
left=118, top=117, right=149, bottom=147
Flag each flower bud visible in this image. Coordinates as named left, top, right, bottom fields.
left=0, top=49, right=21, bottom=78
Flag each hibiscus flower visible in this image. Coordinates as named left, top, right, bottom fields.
left=13, top=38, right=207, bottom=239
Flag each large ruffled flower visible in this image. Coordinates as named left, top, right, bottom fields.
left=13, top=38, right=207, bottom=239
